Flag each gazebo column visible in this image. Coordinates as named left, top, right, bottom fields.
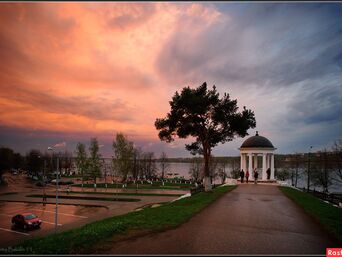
left=271, top=154, right=275, bottom=180
left=248, top=153, right=253, bottom=174
left=244, top=154, right=247, bottom=171
left=254, top=154, right=258, bottom=170
left=262, top=153, right=267, bottom=180
left=240, top=154, right=243, bottom=171
left=240, top=153, right=243, bottom=171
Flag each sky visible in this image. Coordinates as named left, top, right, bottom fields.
left=0, top=2, right=341, bottom=158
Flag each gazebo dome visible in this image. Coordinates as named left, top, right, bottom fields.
left=240, top=131, right=274, bottom=149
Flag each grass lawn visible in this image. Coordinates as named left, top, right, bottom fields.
left=279, top=186, right=342, bottom=243
left=0, top=192, right=18, bottom=196
left=61, top=191, right=183, bottom=197
left=73, top=182, right=192, bottom=190
left=26, top=194, right=140, bottom=202
left=9, top=185, right=236, bottom=254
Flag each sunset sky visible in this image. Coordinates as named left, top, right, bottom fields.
left=0, top=2, right=341, bottom=158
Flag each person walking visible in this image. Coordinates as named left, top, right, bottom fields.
left=245, top=170, right=249, bottom=183
left=266, top=168, right=271, bottom=180
left=43, top=193, right=47, bottom=206
left=240, top=169, right=245, bottom=183
left=254, top=169, right=258, bottom=184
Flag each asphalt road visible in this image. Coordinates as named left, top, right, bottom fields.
left=99, top=184, right=340, bottom=255
left=0, top=173, right=181, bottom=249
left=0, top=202, right=107, bottom=248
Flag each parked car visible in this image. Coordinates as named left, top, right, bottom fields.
left=50, top=179, right=73, bottom=185
left=11, top=213, right=42, bottom=230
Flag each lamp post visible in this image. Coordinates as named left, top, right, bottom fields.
left=307, top=146, right=313, bottom=192
left=48, top=146, right=59, bottom=233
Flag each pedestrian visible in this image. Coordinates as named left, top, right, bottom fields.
left=254, top=169, right=258, bottom=184
left=43, top=193, right=47, bottom=206
left=240, top=169, right=245, bottom=183
left=266, top=168, right=271, bottom=180
left=67, top=185, right=70, bottom=195
left=246, top=170, right=249, bottom=183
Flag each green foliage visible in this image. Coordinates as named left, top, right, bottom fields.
left=26, top=149, right=44, bottom=176
left=12, top=186, right=236, bottom=254
left=0, top=147, right=15, bottom=184
left=155, top=82, right=256, bottom=186
left=0, top=147, right=15, bottom=172
left=280, top=186, right=342, bottom=243
left=75, top=143, right=89, bottom=184
left=88, top=138, right=102, bottom=183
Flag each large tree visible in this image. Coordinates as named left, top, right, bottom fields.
left=26, top=149, right=44, bottom=177
left=155, top=82, right=256, bottom=191
left=0, top=147, right=15, bottom=184
left=75, top=142, right=88, bottom=187
left=112, top=133, right=134, bottom=182
left=88, top=138, right=102, bottom=187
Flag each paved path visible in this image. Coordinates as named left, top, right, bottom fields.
left=100, top=184, right=339, bottom=255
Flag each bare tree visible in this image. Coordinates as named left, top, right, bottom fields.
left=75, top=143, right=88, bottom=187
left=311, top=149, right=333, bottom=193
left=209, top=156, right=219, bottom=184
left=112, top=133, right=134, bottom=182
left=89, top=138, right=102, bottom=188
left=189, top=157, right=203, bottom=182
left=144, top=152, right=157, bottom=180
left=217, top=159, right=229, bottom=184
left=159, top=152, right=170, bottom=180
left=332, top=139, right=342, bottom=184
left=132, top=147, right=143, bottom=181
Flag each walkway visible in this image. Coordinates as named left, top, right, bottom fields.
left=101, top=184, right=339, bottom=254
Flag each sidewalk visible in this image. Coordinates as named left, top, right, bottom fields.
left=99, top=184, right=339, bottom=254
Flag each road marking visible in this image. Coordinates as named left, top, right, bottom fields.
left=31, top=209, right=88, bottom=218
left=42, top=221, right=62, bottom=226
left=0, top=227, right=29, bottom=236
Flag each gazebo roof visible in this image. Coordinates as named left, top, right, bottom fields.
left=240, top=131, right=274, bottom=149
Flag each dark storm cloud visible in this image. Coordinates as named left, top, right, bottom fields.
left=287, top=83, right=342, bottom=125
left=156, top=3, right=342, bottom=88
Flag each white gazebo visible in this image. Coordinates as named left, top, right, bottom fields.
left=239, top=131, right=277, bottom=181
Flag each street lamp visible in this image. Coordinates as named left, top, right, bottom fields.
left=307, top=146, right=313, bottom=192
left=48, top=146, right=59, bottom=233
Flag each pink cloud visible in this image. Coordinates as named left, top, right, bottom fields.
left=0, top=2, right=224, bottom=143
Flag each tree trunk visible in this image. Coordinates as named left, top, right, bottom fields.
left=203, top=147, right=212, bottom=192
